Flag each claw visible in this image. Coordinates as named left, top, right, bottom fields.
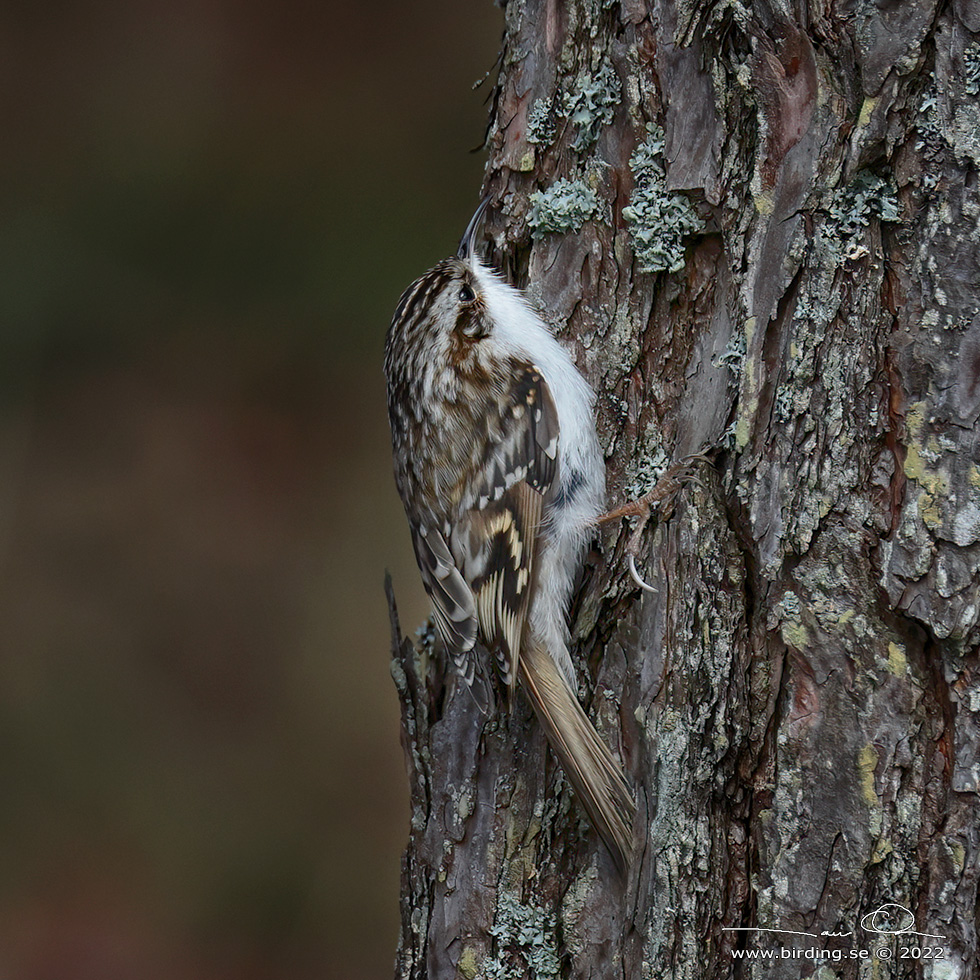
left=678, top=451, right=713, bottom=467
left=601, top=452, right=713, bottom=595
left=628, top=553, right=657, bottom=593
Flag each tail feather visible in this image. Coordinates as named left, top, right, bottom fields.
left=519, top=639, right=635, bottom=873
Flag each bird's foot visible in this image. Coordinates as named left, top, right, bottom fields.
left=598, top=454, right=710, bottom=592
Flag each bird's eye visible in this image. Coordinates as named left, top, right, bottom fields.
left=458, top=283, right=475, bottom=303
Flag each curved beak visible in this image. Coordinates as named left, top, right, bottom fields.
left=457, top=197, right=491, bottom=260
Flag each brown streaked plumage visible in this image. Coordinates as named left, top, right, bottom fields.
left=384, top=219, right=635, bottom=872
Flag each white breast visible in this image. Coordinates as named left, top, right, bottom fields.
left=467, top=257, right=604, bottom=511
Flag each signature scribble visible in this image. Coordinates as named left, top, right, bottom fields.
left=722, top=903, right=947, bottom=942
left=860, top=904, right=946, bottom=940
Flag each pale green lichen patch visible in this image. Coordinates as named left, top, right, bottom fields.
left=597, top=288, right=641, bottom=372
left=902, top=400, right=956, bottom=534
left=716, top=328, right=746, bottom=377
left=924, top=962, right=963, bottom=980
left=457, top=944, right=481, bottom=979
left=456, top=786, right=474, bottom=821
left=887, top=642, right=908, bottom=677
left=946, top=838, right=966, bottom=873
left=807, top=967, right=841, bottom=980
left=623, top=125, right=703, bottom=274
left=917, top=77, right=944, bottom=159
left=951, top=502, right=980, bottom=547
left=857, top=95, right=878, bottom=129
left=914, top=65, right=980, bottom=167
left=869, top=836, right=894, bottom=867
left=773, top=384, right=796, bottom=422
left=753, top=190, right=775, bottom=216
left=903, top=402, right=943, bottom=480
left=488, top=893, right=562, bottom=980
left=623, top=444, right=668, bottom=502
left=526, top=97, right=557, bottom=146
left=821, top=169, right=900, bottom=265
left=857, top=743, right=879, bottom=808
left=528, top=178, right=599, bottom=238
left=780, top=620, right=809, bottom=650
left=775, top=590, right=802, bottom=621
left=950, top=99, right=980, bottom=166
left=563, top=60, right=621, bottom=152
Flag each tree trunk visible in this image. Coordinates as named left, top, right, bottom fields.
left=388, top=1, right=980, bottom=977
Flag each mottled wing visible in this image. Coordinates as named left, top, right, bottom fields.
left=454, top=366, right=560, bottom=694
left=457, top=485, right=540, bottom=694
left=468, top=366, right=559, bottom=509
left=411, top=524, right=479, bottom=682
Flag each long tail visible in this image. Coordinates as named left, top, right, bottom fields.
left=519, top=639, right=635, bottom=873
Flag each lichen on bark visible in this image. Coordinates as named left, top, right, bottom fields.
left=389, top=1, right=980, bottom=977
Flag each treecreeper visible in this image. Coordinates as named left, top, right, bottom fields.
left=383, top=201, right=635, bottom=872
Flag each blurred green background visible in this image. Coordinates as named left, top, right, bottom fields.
left=0, top=2, right=500, bottom=977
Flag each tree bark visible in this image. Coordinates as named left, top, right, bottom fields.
left=388, top=1, right=980, bottom=977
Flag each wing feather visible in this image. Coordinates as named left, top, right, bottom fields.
left=461, top=485, right=543, bottom=694
left=412, top=525, right=478, bottom=682
left=466, top=366, right=559, bottom=511
left=414, top=362, right=560, bottom=692
left=451, top=365, right=559, bottom=695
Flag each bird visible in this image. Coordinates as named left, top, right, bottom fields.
left=384, top=199, right=635, bottom=872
